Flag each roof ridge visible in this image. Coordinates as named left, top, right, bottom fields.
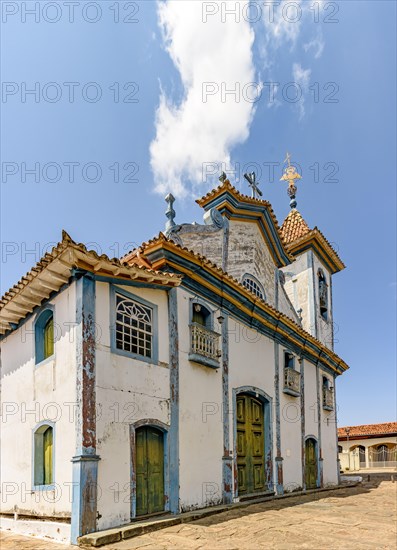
left=132, top=233, right=348, bottom=374
left=1, top=231, right=181, bottom=312
left=196, top=179, right=272, bottom=208
left=280, top=208, right=311, bottom=244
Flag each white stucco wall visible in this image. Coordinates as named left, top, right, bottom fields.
left=0, top=284, right=77, bottom=520
left=338, top=435, right=397, bottom=471
left=282, top=254, right=312, bottom=335
left=312, top=253, right=334, bottom=350
left=1, top=267, right=343, bottom=539
left=94, top=282, right=171, bottom=531
left=177, top=289, right=223, bottom=510
left=279, top=348, right=303, bottom=490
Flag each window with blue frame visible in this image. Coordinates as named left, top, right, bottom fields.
left=33, top=424, right=54, bottom=487
left=115, top=292, right=153, bottom=359
left=191, top=302, right=212, bottom=329
left=35, top=309, right=54, bottom=364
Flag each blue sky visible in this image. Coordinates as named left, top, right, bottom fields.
left=1, top=1, right=396, bottom=426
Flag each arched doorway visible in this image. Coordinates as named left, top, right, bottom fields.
left=357, top=445, right=366, bottom=468
left=236, top=393, right=266, bottom=495
left=136, top=426, right=165, bottom=516
left=305, top=438, right=318, bottom=489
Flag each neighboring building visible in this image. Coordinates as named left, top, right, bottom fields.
left=338, top=423, right=397, bottom=471
left=0, top=171, right=349, bottom=544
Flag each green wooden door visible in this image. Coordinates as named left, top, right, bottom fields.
left=237, top=394, right=265, bottom=495
left=305, top=438, right=318, bottom=489
left=136, top=427, right=164, bottom=516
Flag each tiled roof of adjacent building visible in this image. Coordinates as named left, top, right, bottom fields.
left=280, top=208, right=311, bottom=244
left=338, top=422, right=397, bottom=439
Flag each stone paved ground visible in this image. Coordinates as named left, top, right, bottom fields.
left=1, top=480, right=396, bottom=550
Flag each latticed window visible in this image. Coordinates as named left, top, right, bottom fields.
left=115, top=294, right=153, bottom=358
left=242, top=275, right=265, bottom=300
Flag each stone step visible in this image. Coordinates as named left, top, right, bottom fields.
left=78, top=483, right=359, bottom=547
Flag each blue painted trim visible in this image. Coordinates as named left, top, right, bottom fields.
left=71, top=275, right=99, bottom=544
left=168, top=288, right=179, bottom=513
left=31, top=420, right=55, bottom=491
left=307, top=251, right=318, bottom=339
left=201, top=190, right=290, bottom=266
left=71, top=455, right=100, bottom=545
left=329, top=276, right=334, bottom=349
left=93, top=273, right=174, bottom=291
left=300, top=358, right=306, bottom=490
left=109, top=284, right=159, bottom=366
left=147, top=250, right=346, bottom=376
left=188, top=296, right=215, bottom=330
left=274, top=342, right=283, bottom=495
left=316, top=365, right=323, bottom=488
left=221, top=314, right=232, bottom=504
left=33, top=304, right=55, bottom=366
left=232, top=386, right=273, bottom=498
left=130, top=421, right=170, bottom=519
left=188, top=352, right=220, bottom=369
left=333, top=375, right=341, bottom=485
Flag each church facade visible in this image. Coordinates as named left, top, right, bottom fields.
left=0, top=176, right=348, bottom=544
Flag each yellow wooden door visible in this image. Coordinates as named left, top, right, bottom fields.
left=237, top=395, right=265, bottom=495
left=136, top=427, right=164, bottom=516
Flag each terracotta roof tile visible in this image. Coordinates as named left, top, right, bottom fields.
left=196, top=180, right=285, bottom=240
left=338, top=422, right=397, bottom=438
left=280, top=209, right=311, bottom=244
left=0, top=231, right=182, bottom=335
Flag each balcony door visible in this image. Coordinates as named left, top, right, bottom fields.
left=236, top=394, right=265, bottom=495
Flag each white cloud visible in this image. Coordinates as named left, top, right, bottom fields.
left=303, top=30, right=325, bottom=59
left=263, top=0, right=303, bottom=47
left=292, top=62, right=311, bottom=120
left=150, top=1, right=256, bottom=197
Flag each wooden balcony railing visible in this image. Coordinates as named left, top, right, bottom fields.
left=189, top=323, right=220, bottom=369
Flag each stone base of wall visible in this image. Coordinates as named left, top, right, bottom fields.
left=0, top=516, right=71, bottom=544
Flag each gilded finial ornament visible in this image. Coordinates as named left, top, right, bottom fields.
left=280, top=152, right=301, bottom=209
left=244, top=171, right=263, bottom=199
